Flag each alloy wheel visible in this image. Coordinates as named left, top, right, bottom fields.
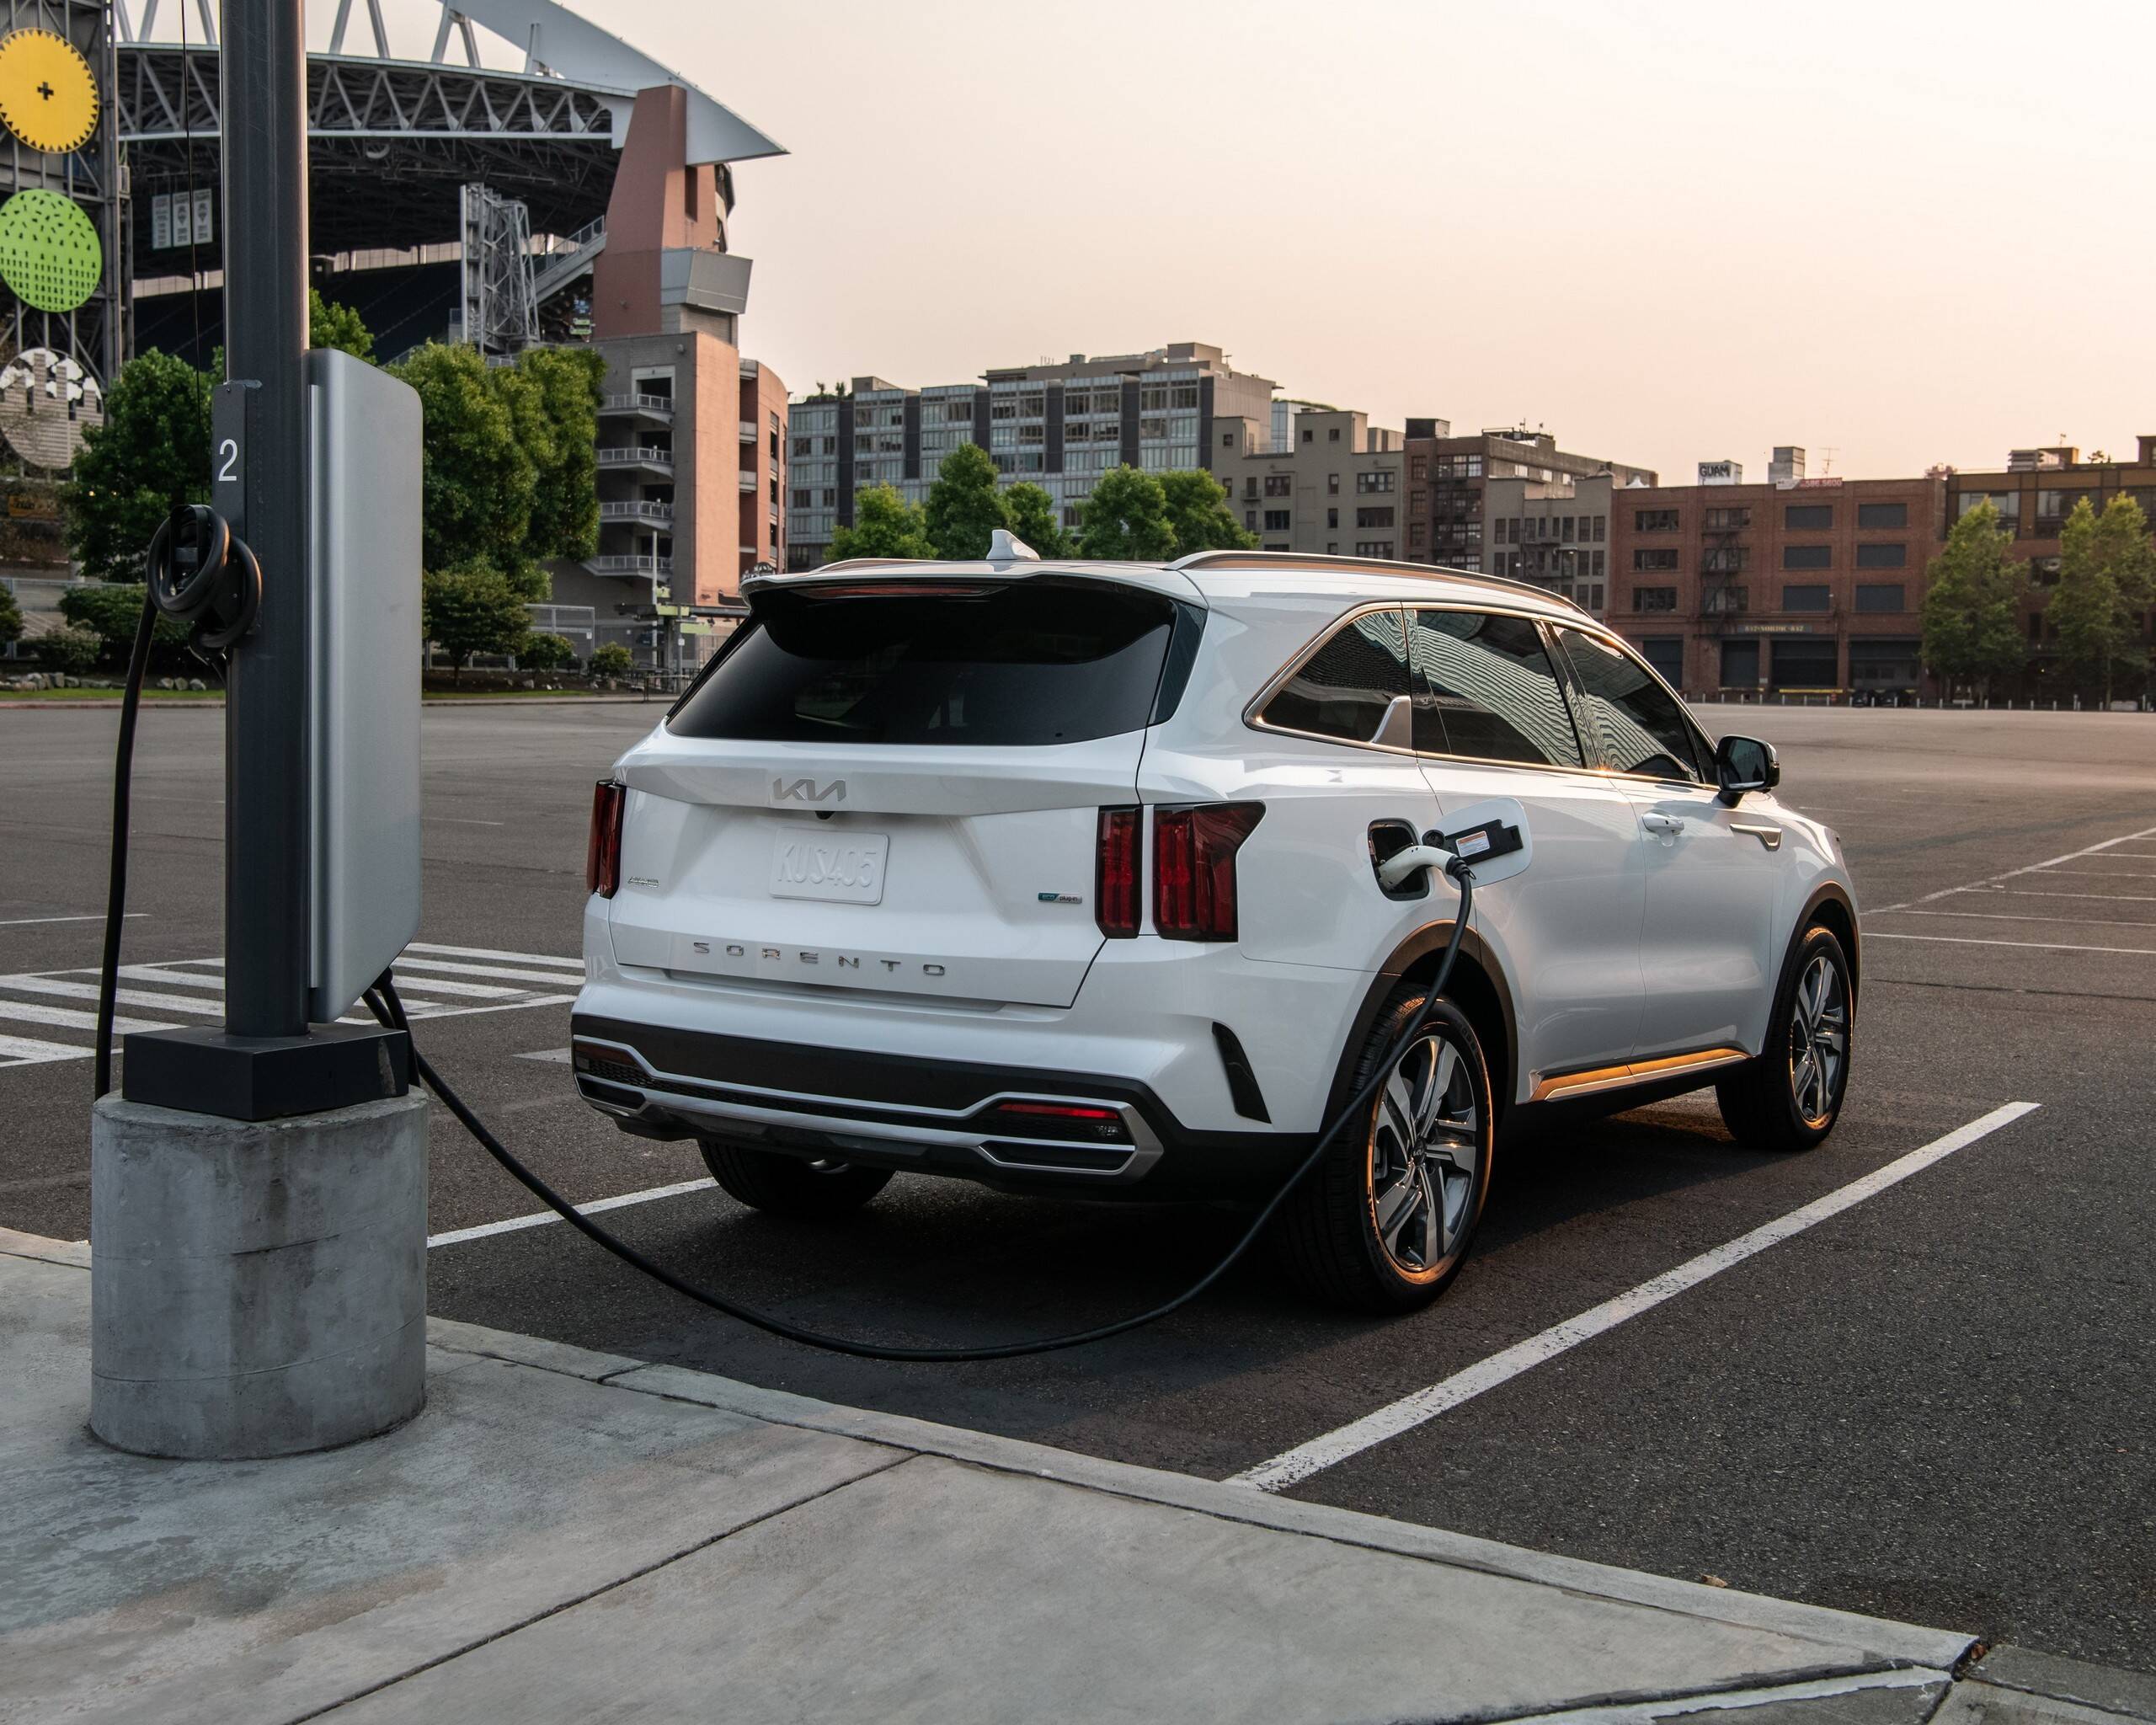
left=1786, top=953, right=1849, bottom=1127
left=1369, top=1030, right=1481, bottom=1274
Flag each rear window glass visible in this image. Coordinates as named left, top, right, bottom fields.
left=668, top=580, right=1178, bottom=746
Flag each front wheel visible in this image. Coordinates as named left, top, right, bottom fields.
left=1716, top=925, right=1854, bottom=1152
left=1279, top=990, right=1494, bottom=1313
left=699, top=1138, right=892, bottom=1218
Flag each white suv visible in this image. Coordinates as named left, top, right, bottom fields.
left=573, top=543, right=1857, bottom=1311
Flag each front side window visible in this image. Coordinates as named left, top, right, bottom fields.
left=1407, top=610, right=1582, bottom=768
left=1555, top=628, right=1710, bottom=782
left=1259, top=607, right=1409, bottom=745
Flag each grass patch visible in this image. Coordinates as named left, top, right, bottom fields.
left=1, top=685, right=224, bottom=701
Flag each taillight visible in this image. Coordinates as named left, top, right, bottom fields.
left=586, top=780, right=626, bottom=897
left=1096, top=806, right=1140, bottom=937
left=1153, top=803, right=1264, bottom=942
left=983, top=1099, right=1131, bottom=1145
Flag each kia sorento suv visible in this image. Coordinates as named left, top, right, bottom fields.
left=572, top=541, right=1857, bottom=1311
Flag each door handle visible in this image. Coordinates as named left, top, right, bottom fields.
left=1641, top=813, right=1685, bottom=837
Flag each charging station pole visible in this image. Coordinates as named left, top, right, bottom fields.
left=88, top=0, right=429, bottom=1461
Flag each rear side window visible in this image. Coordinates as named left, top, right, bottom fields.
left=669, top=580, right=1178, bottom=746
left=1556, top=628, right=1712, bottom=782
left=1407, top=609, right=1582, bottom=768
left=1259, top=606, right=1410, bottom=744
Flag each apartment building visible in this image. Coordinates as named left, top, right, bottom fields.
left=1400, top=424, right=1655, bottom=574
left=785, top=343, right=1278, bottom=567
left=1482, top=473, right=1616, bottom=617
left=1607, top=474, right=1945, bottom=697
left=1218, top=408, right=1412, bottom=557
left=739, top=358, right=786, bottom=579
left=1942, top=436, right=2156, bottom=687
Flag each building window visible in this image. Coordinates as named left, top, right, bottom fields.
left=1354, top=541, right=1396, bottom=558
left=1782, top=584, right=1833, bottom=611
left=1408, top=521, right=1426, bottom=547
left=1264, top=474, right=1293, bottom=497
left=792, top=437, right=813, bottom=457
left=1411, top=458, right=1428, bottom=482
left=1635, top=508, right=1679, bottom=531
left=1327, top=473, right=1340, bottom=494
left=1633, top=548, right=1679, bottom=572
left=1222, top=432, right=1234, bottom=447
left=1302, top=428, right=1314, bottom=443
left=1855, top=542, right=1907, bottom=569
left=1328, top=428, right=1342, bottom=441
left=1856, top=501, right=1908, bottom=530
left=791, top=489, right=812, bottom=508
left=1326, top=507, right=1339, bottom=528
left=1355, top=471, right=1396, bottom=494
left=1784, top=503, right=1834, bottom=531
left=1703, top=507, right=1750, bottom=531
left=1245, top=510, right=1257, bottom=529
left=1355, top=506, right=1395, bottom=528
left=1703, top=584, right=1749, bottom=613
left=1855, top=583, right=1906, bottom=612
left=1592, top=515, right=1606, bottom=542
left=1633, top=587, right=1678, bottom=612
left=1783, top=544, right=1833, bottom=569
left=1263, top=510, right=1291, bottom=531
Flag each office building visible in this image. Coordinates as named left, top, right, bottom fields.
left=1219, top=407, right=1413, bottom=557
left=1607, top=473, right=1945, bottom=697
left=1401, top=424, right=1656, bottom=574
left=785, top=343, right=1278, bottom=567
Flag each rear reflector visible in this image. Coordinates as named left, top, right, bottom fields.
left=586, top=780, right=626, bottom=897
left=1153, top=803, right=1264, bottom=942
left=1096, top=806, right=1140, bottom=937
left=984, top=1098, right=1132, bottom=1145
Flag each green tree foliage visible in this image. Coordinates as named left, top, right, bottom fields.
left=830, top=483, right=934, bottom=560
left=507, top=345, right=606, bottom=572
left=0, top=581, right=24, bottom=649
left=61, top=350, right=212, bottom=580
left=2051, top=494, right=2155, bottom=705
left=922, top=443, right=1006, bottom=559
left=589, top=642, right=633, bottom=677
left=1077, top=465, right=1177, bottom=560
left=309, top=291, right=374, bottom=360
left=387, top=344, right=537, bottom=579
left=520, top=631, right=576, bottom=671
left=1920, top=501, right=2027, bottom=698
left=1001, top=482, right=1073, bottom=558
left=1159, top=468, right=1256, bottom=554
left=422, top=560, right=531, bottom=674
left=57, top=581, right=189, bottom=669
left=37, top=623, right=101, bottom=676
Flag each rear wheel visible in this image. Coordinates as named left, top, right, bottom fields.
left=1280, top=989, right=1493, bottom=1313
left=1716, top=925, right=1853, bottom=1152
left=699, top=1138, right=892, bottom=1218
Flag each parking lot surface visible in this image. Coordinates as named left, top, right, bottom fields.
left=3, top=700, right=2151, bottom=1672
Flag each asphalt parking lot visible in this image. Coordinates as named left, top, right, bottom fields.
left=3, top=697, right=2151, bottom=1672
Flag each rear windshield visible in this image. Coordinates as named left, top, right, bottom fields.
left=668, top=580, right=1180, bottom=747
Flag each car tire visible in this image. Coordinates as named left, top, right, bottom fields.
left=1279, top=988, right=1494, bottom=1313
left=699, top=1138, right=893, bottom=1218
left=1715, top=925, right=1854, bottom=1152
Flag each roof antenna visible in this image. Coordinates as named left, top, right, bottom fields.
left=987, top=529, right=1039, bottom=564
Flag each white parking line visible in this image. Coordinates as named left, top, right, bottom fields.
left=426, top=1177, right=717, bottom=1248
left=1227, top=1102, right=2041, bottom=1493
left=1868, top=933, right=2156, bottom=956
left=0, top=914, right=148, bottom=927
left=1867, top=823, right=2156, bottom=914
left=1887, top=910, right=2156, bottom=932
left=1988, top=888, right=2156, bottom=904
left=407, top=941, right=584, bottom=969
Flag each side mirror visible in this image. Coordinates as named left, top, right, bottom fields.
left=1715, top=734, right=1779, bottom=806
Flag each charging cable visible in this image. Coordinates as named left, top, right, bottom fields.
left=93, top=505, right=261, bottom=1097
left=361, top=856, right=1477, bottom=1364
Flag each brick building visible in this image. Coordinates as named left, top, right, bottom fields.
left=1607, top=474, right=1945, bottom=697
left=1399, top=424, right=1654, bottom=574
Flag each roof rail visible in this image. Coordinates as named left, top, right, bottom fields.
left=1166, top=549, right=1592, bottom=617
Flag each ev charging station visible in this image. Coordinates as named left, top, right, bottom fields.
left=88, top=0, right=429, bottom=1460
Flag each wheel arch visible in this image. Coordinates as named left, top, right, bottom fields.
left=1326, top=922, right=1519, bottom=1130
left=1793, top=881, right=1860, bottom=1005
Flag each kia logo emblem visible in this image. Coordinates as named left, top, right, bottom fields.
left=771, top=777, right=846, bottom=804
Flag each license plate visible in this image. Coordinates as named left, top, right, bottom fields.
left=769, top=830, right=889, bottom=905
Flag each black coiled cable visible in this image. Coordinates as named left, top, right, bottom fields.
left=360, top=861, right=1476, bottom=1365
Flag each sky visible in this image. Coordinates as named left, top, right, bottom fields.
left=355, top=0, right=2156, bottom=482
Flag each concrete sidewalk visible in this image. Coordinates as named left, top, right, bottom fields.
left=4, top=1228, right=2150, bottom=1725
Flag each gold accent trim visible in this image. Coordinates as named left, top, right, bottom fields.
left=1529, top=1045, right=1748, bottom=1103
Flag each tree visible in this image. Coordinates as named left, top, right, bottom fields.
left=507, top=344, right=606, bottom=576
left=422, top=561, right=531, bottom=674
left=1077, top=465, right=1176, bottom=560
left=520, top=632, right=576, bottom=671
left=309, top=290, right=374, bottom=360
left=1160, top=468, right=1255, bottom=554
left=389, top=343, right=537, bottom=578
left=830, top=483, right=934, bottom=560
left=61, top=350, right=212, bottom=580
left=922, top=443, right=1006, bottom=560
left=2052, top=494, right=2156, bottom=707
left=37, top=623, right=101, bottom=676
left=0, top=581, right=23, bottom=651
left=590, top=643, right=632, bottom=677
left=58, top=582, right=189, bottom=669
left=1920, top=501, right=2027, bottom=700
left=2093, top=493, right=2156, bottom=702
left=1001, top=482, right=1073, bottom=558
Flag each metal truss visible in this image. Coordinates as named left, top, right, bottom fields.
left=456, top=182, right=535, bottom=355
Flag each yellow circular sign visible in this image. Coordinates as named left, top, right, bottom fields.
left=0, top=28, right=99, bottom=156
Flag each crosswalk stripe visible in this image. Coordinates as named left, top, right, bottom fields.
left=0, top=1033, right=92, bottom=1066
left=0, top=999, right=170, bottom=1035
left=406, top=941, right=584, bottom=970
left=0, top=977, right=225, bottom=1017
left=114, top=964, right=227, bottom=991
left=392, top=956, right=590, bottom=987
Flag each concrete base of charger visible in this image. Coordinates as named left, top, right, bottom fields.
left=89, top=1090, right=429, bottom=1459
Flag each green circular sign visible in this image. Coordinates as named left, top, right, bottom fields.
left=0, top=188, right=100, bottom=312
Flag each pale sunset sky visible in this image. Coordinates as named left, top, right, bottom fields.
left=356, top=1, right=2154, bottom=481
